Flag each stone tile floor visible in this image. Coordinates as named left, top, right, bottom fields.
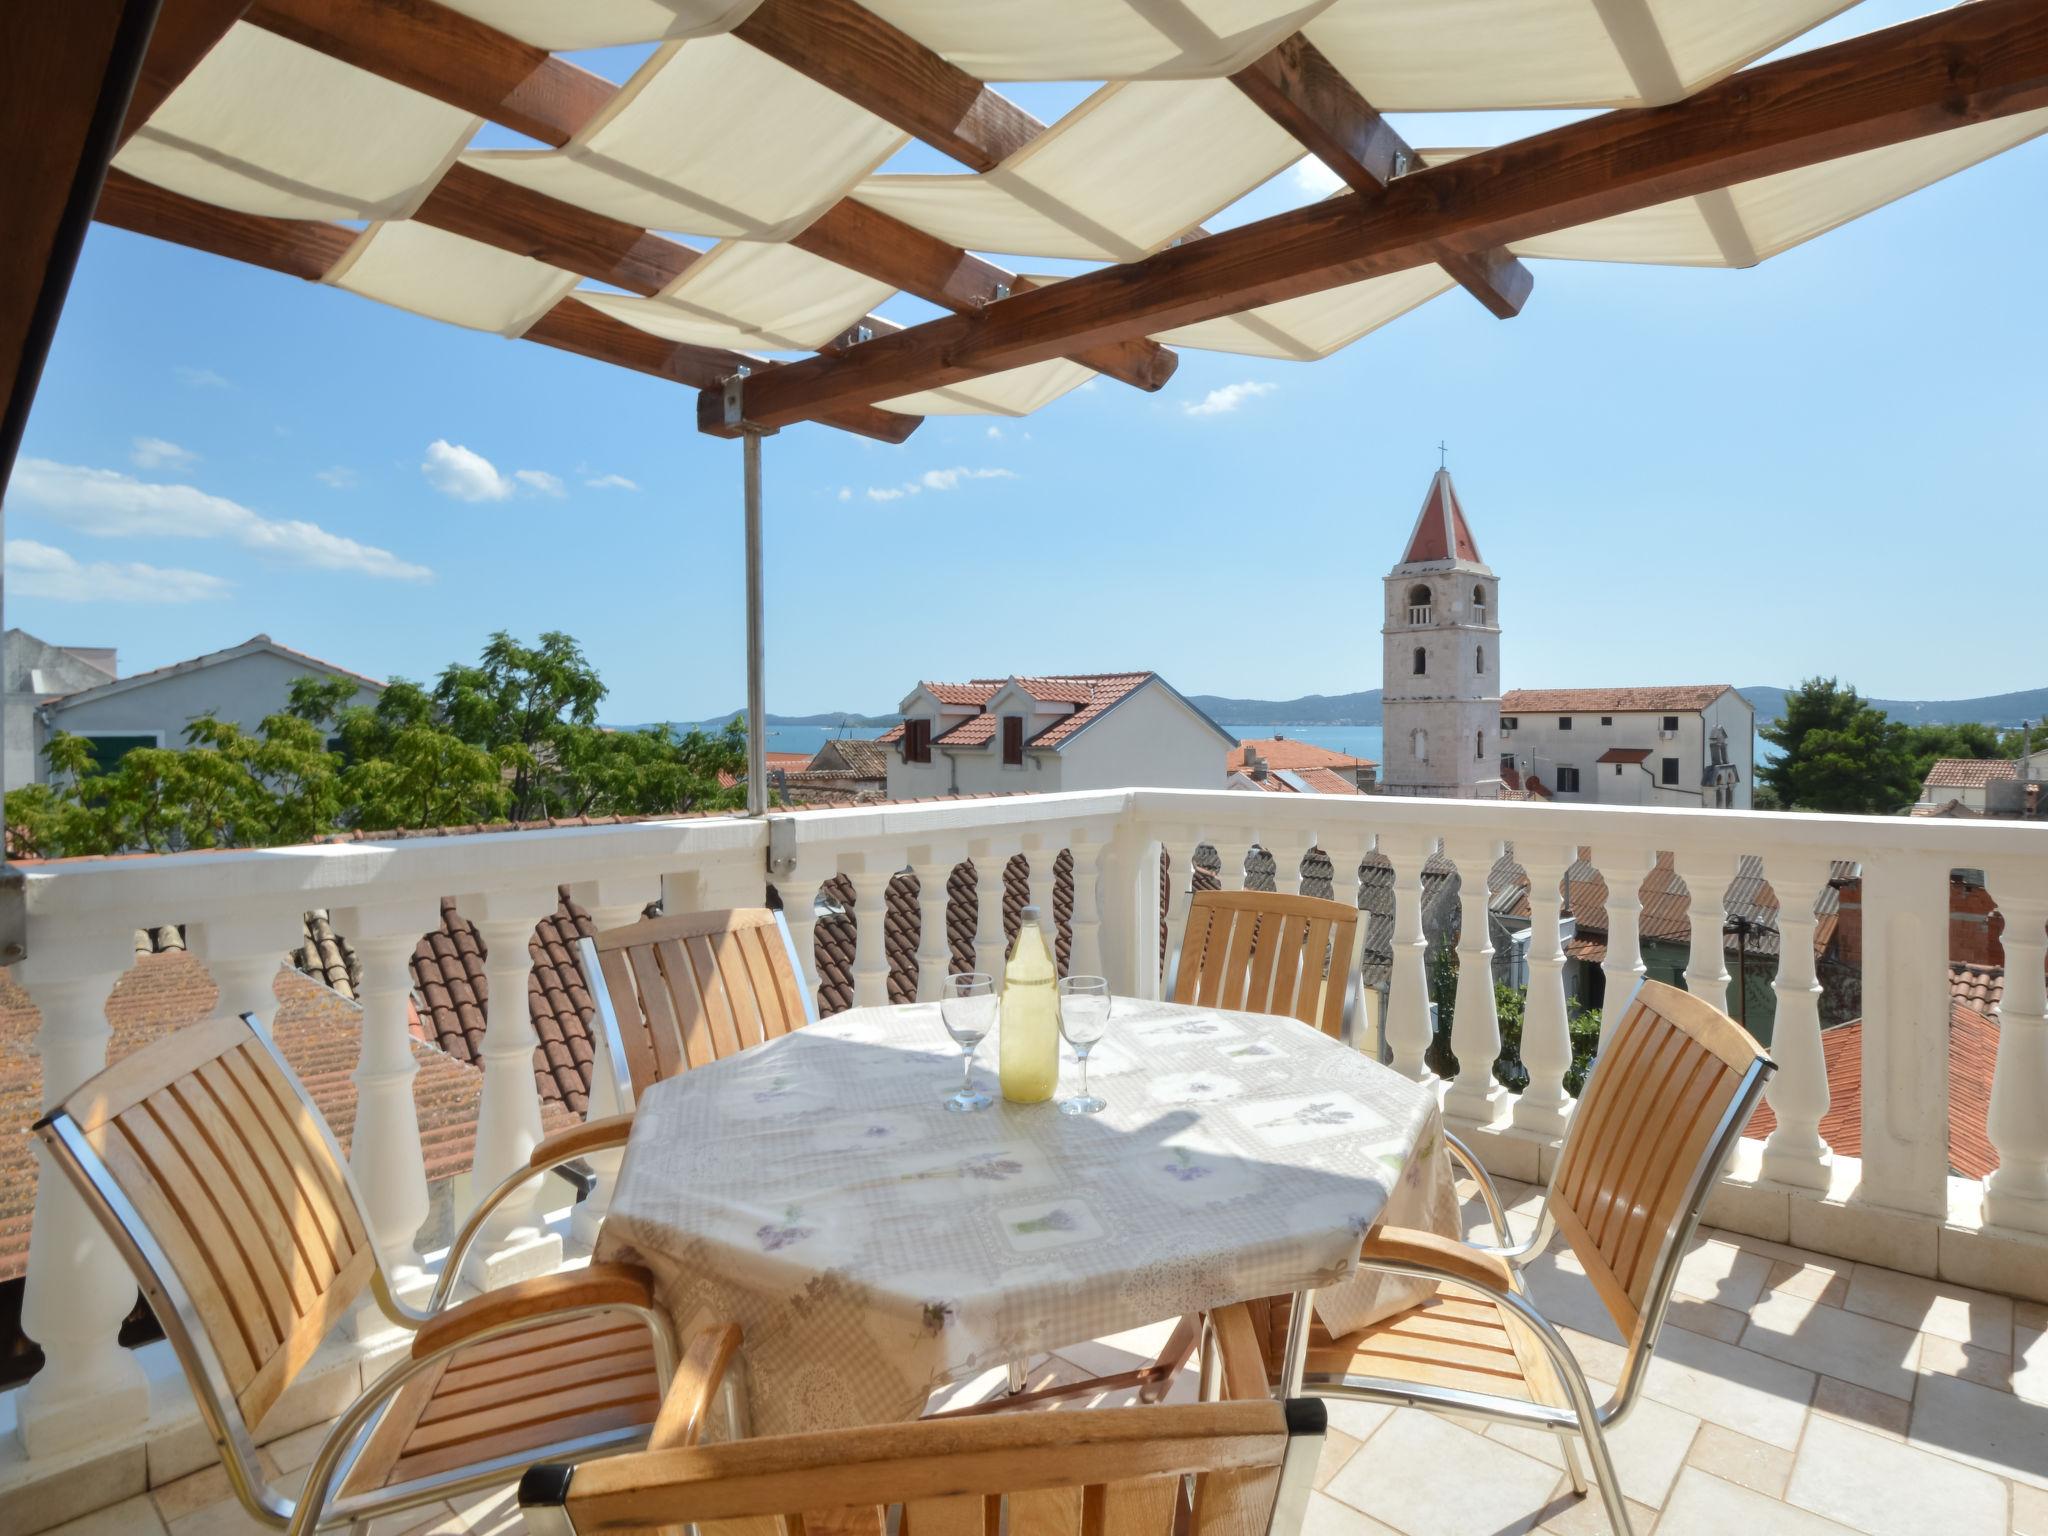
left=47, top=1175, right=2048, bottom=1536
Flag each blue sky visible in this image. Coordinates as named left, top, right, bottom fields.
left=6, top=1, right=2044, bottom=724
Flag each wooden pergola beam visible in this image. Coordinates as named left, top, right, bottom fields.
left=711, top=0, right=2048, bottom=434
left=94, top=171, right=920, bottom=443
left=731, top=0, right=1037, bottom=174
left=1229, top=35, right=1534, bottom=320
left=242, top=0, right=1175, bottom=393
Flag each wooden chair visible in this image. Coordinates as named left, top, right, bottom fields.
left=519, top=1304, right=1326, bottom=1536
left=434, top=907, right=814, bottom=1301
left=1169, top=890, right=1363, bottom=1041
left=35, top=1013, right=680, bottom=1536
left=1267, top=980, right=1774, bottom=1536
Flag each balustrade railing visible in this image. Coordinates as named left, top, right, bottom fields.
left=6, top=787, right=2045, bottom=1459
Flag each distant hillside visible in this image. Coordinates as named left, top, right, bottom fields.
left=1187, top=690, right=1385, bottom=726
left=693, top=709, right=899, bottom=729
left=1738, top=685, right=2048, bottom=727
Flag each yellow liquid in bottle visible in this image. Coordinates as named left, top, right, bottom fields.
left=1000, top=911, right=1059, bottom=1103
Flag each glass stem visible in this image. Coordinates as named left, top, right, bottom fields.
left=961, top=1048, right=976, bottom=1093
left=1079, top=1049, right=1091, bottom=1098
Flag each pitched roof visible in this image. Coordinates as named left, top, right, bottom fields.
left=1230, top=764, right=1362, bottom=795
left=1398, top=469, right=1483, bottom=566
left=1745, top=1003, right=1998, bottom=1179
left=810, top=737, right=887, bottom=778
left=1230, top=738, right=1375, bottom=772
left=1596, top=747, right=1653, bottom=764
left=1501, top=685, right=1735, bottom=714
left=1923, top=758, right=2019, bottom=789
left=923, top=682, right=1000, bottom=706
left=899, top=672, right=1203, bottom=754
left=42, top=632, right=384, bottom=711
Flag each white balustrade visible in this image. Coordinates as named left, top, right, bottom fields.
left=1680, top=849, right=1739, bottom=1016
left=1759, top=860, right=1834, bottom=1190
left=567, top=882, right=661, bottom=1249
left=1857, top=851, right=1955, bottom=1220
left=1443, top=835, right=1507, bottom=1125
left=188, top=912, right=294, bottom=1031
left=1024, top=835, right=1056, bottom=923
left=1983, top=870, right=2048, bottom=1233
left=970, top=843, right=1009, bottom=978
left=839, top=856, right=894, bottom=1009
left=910, top=848, right=959, bottom=1001
left=1513, top=843, right=1575, bottom=1135
left=13, top=934, right=151, bottom=1456
left=461, top=887, right=564, bottom=1287
left=1595, top=845, right=1655, bottom=1054
left=1067, top=835, right=1106, bottom=979
left=1383, top=834, right=1436, bottom=1081
left=779, top=863, right=822, bottom=1012
left=1163, top=839, right=1196, bottom=983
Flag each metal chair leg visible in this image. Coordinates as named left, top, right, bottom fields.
left=1557, top=1431, right=1588, bottom=1496
left=1574, top=1419, right=1633, bottom=1536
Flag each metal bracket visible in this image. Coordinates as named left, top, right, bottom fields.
left=765, top=815, right=798, bottom=879
left=0, top=862, right=25, bottom=965
left=721, top=369, right=750, bottom=427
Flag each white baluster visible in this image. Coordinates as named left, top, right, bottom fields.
left=911, top=849, right=958, bottom=1001
left=1068, top=834, right=1106, bottom=979
left=1984, top=880, right=2048, bottom=1233
left=568, top=886, right=660, bottom=1250
left=1163, top=840, right=1196, bottom=986
left=780, top=862, right=821, bottom=1015
left=1679, top=849, right=1738, bottom=1016
left=840, top=856, right=894, bottom=1009
left=1857, top=851, right=1953, bottom=1220
left=1759, top=861, right=1833, bottom=1191
left=14, top=934, right=151, bottom=1455
left=461, top=889, right=563, bottom=1288
left=1023, top=835, right=1055, bottom=920
left=970, top=842, right=1009, bottom=979
left=189, top=914, right=292, bottom=1032
left=1513, top=844, right=1574, bottom=1135
left=1213, top=842, right=1250, bottom=892
left=331, top=903, right=443, bottom=1302
left=1330, top=846, right=1363, bottom=916
left=1597, top=847, right=1655, bottom=1054
left=1444, top=836, right=1507, bottom=1125
left=1384, top=836, right=1436, bottom=1082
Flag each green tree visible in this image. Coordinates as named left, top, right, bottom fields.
left=1758, top=677, right=1920, bottom=814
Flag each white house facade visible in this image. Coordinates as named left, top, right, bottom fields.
left=23, top=633, right=384, bottom=783
left=3, top=630, right=118, bottom=795
left=1380, top=469, right=1501, bottom=799
left=880, top=672, right=1235, bottom=799
left=1499, top=685, right=1754, bottom=808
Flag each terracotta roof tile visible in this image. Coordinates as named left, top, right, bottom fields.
left=1596, top=747, right=1653, bottom=765
left=924, top=682, right=1000, bottom=706
left=1230, top=738, right=1375, bottom=772
left=1923, top=758, right=2019, bottom=789
left=1399, top=469, right=1482, bottom=565
left=811, top=738, right=887, bottom=778
left=1500, top=685, right=1734, bottom=714
left=1951, top=962, right=2004, bottom=1015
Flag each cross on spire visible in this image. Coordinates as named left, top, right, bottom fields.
left=1437, top=439, right=1448, bottom=469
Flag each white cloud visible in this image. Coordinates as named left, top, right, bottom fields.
left=864, top=465, right=1016, bottom=503
left=837, top=487, right=851, bottom=501
left=1293, top=157, right=1345, bottom=196
left=176, top=366, right=229, bottom=389
left=986, top=425, right=1004, bottom=440
left=514, top=468, right=566, bottom=497
left=7, top=458, right=433, bottom=582
left=584, top=472, right=639, bottom=491
left=421, top=439, right=513, bottom=502
left=1183, top=380, right=1277, bottom=417
left=6, top=539, right=230, bottom=604
left=131, top=436, right=198, bottom=473
left=315, top=466, right=357, bottom=489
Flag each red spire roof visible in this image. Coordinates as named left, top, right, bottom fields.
left=1400, top=468, right=1482, bottom=565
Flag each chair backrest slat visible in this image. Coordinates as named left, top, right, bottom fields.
left=51, top=1017, right=380, bottom=1431
left=1548, top=980, right=1769, bottom=1351
left=1172, top=891, right=1360, bottom=1039
left=591, top=909, right=814, bottom=1104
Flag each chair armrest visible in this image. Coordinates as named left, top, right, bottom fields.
left=649, top=1322, right=744, bottom=1448
left=411, top=1262, right=658, bottom=1361
left=1361, top=1225, right=1515, bottom=1297
left=530, top=1111, right=636, bottom=1171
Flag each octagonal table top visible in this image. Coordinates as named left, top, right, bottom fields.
left=597, top=996, right=1456, bottom=1434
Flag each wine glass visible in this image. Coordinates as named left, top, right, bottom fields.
left=1057, top=975, right=1112, bottom=1116
left=939, top=972, right=997, bottom=1112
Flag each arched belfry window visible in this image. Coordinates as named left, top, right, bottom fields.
left=1475, top=644, right=1485, bottom=675
left=1475, top=731, right=1484, bottom=761
left=1413, top=646, right=1427, bottom=676
left=1412, top=728, right=1427, bottom=760
left=1473, top=582, right=1489, bottom=624
left=1406, top=583, right=1432, bottom=624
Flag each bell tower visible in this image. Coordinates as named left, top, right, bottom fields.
left=1381, top=468, right=1500, bottom=798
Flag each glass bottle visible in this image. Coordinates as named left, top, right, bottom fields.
left=999, top=905, right=1059, bottom=1103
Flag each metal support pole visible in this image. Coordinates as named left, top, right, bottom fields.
left=742, top=429, right=767, bottom=817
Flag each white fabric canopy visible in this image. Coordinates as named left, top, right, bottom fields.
left=853, top=78, right=1301, bottom=262
left=327, top=222, right=579, bottom=335
left=434, top=0, right=760, bottom=50
left=859, top=0, right=1325, bottom=81
left=1479, top=108, right=2048, bottom=266
left=1307, top=0, right=1854, bottom=111
left=880, top=359, right=1097, bottom=416
left=1154, top=264, right=1455, bottom=358
left=112, top=23, right=478, bottom=221
left=464, top=37, right=906, bottom=240
left=577, top=242, right=894, bottom=351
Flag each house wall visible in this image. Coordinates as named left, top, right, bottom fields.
left=1055, top=684, right=1230, bottom=792
left=44, top=651, right=380, bottom=772
left=3, top=631, right=117, bottom=793
left=1503, top=692, right=1753, bottom=809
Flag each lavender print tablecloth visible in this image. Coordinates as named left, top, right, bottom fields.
left=596, top=997, right=1459, bottom=1434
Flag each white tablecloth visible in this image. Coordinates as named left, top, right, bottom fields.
left=597, top=997, right=1458, bottom=1433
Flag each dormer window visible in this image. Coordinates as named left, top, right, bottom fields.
left=1406, top=583, right=1432, bottom=625
left=1002, top=715, right=1025, bottom=766
left=904, top=718, right=932, bottom=764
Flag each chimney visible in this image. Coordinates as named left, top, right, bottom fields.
left=1247, top=748, right=1267, bottom=782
